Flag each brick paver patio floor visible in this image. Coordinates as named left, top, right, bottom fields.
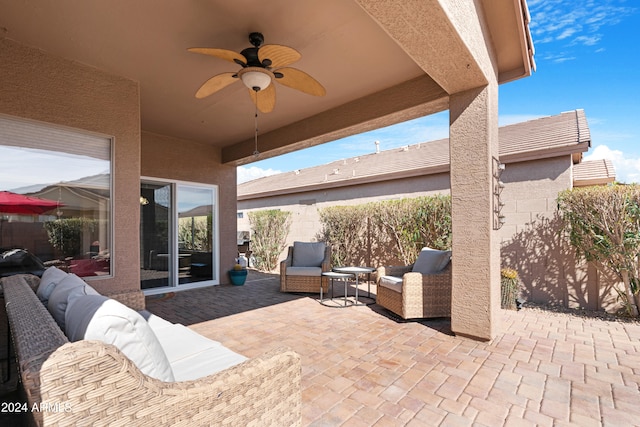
left=145, top=270, right=640, bottom=426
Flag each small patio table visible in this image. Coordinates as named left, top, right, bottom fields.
left=320, top=271, right=354, bottom=307
left=332, top=266, right=376, bottom=305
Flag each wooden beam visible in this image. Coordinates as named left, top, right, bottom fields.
left=222, top=75, right=448, bottom=165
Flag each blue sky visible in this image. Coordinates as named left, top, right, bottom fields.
left=239, top=0, right=639, bottom=184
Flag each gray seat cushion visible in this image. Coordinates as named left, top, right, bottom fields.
left=286, top=266, right=323, bottom=276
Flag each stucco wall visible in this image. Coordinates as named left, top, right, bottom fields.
left=141, top=132, right=237, bottom=283
left=0, top=38, right=238, bottom=291
left=0, top=38, right=140, bottom=294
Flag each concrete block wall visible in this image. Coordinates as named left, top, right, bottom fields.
left=499, top=157, right=573, bottom=306
left=238, top=155, right=622, bottom=312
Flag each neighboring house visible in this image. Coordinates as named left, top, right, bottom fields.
left=238, top=110, right=619, bottom=311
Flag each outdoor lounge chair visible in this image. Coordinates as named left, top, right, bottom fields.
left=3, top=273, right=302, bottom=426
left=280, top=241, right=331, bottom=293
left=376, top=247, right=452, bottom=319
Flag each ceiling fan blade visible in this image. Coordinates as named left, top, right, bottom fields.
left=249, top=84, right=276, bottom=113
left=258, top=44, right=301, bottom=68
left=188, top=48, right=246, bottom=66
left=275, top=67, right=326, bottom=96
left=195, top=72, right=238, bottom=99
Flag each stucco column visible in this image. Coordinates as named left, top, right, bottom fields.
left=449, top=82, right=500, bottom=341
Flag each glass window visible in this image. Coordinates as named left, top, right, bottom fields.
left=0, top=114, right=112, bottom=278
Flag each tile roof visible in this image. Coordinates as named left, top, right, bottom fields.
left=239, top=109, right=591, bottom=199
left=573, top=159, right=616, bottom=187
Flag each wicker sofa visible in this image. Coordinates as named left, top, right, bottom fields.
left=280, top=241, right=331, bottom=294
left=2, top=272, right=301, bottom=426
left=376, top=247, right=452, bottom=319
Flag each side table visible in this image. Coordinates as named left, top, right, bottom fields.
left=320, top=271, right=354, bottom=307
left=333, top=266, right=376, bottom=305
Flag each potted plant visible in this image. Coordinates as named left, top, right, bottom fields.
left=228, top=263, right=248, bottom=286
left=500, top=268, right=520, bottom=310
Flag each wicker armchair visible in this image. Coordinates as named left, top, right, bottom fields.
left=376, top=247, right=452, bottom=319
left=280, top=241, right=331, bottom=293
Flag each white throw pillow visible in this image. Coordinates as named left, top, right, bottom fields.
left=66, top=294, right=175, bottom=382
left=292, top=241, right=326, bottom=267
left=47, top=273, right=99, bottom=330
left=37, top=266, right=68, bottom=305
left=412, top=247, right=451, bottom=274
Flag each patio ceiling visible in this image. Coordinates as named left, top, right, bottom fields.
left=0, top=0, right=533, bottom=165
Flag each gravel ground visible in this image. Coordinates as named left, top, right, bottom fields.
left=520, top=301, right=640, bottom=324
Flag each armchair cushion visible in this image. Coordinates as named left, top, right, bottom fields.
left=286, top=266, right=323, bottom=276
left=412, top=247, right=451, bottom=274
left=292, top=241, right=326, bottom=267
left=378, top=275, right=403, bottom=293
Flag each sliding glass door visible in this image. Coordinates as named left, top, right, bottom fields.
left=140, top=179, right=217, bottom=291
left=177, top=184, right=216, bottom=285
left=140, top=182, right=173, bottom=290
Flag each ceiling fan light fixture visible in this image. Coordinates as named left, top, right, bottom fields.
left=239, top=68, right=272, bottom=91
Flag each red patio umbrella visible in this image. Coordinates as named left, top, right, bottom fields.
left=0, top=191, right=61, bottom=215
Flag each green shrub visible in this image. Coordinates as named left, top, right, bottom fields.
left=318, top=195, right=452, bottom=266
left=179, top=214, right=212, bottom=251
left=317, top=205, right=368, bottom=266
left=44, top=218, right=98, bottom=258
left=371, top=195, right=451, bottom=264
left=248, top=209, right=292, bottom=272
left=558, top=184, right=640, bottom=316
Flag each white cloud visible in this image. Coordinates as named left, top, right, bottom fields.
left=237, top=165, right=282, bottom=184
left=557, top=28, right=577, bottom=40
left=552, top=55, right=577, bottom=63
left=571, top=35, right=601, bottom=46
left=0, top=146, right=107, bottom=191
left=584, top=144, right=640, bottom=184
left=528, top=1, right=635, bottom=57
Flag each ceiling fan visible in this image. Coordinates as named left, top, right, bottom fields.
left=188, top=32, right=326, bottom=113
